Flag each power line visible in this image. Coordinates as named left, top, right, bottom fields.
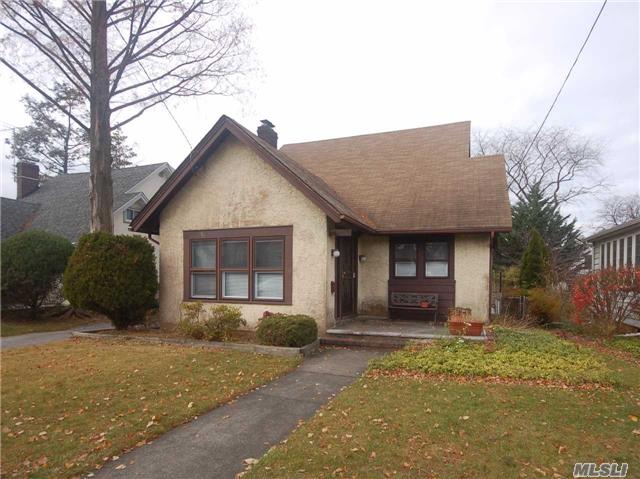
left=112, top=24, right=193, bottom=150
left=521, top=0, right=607, bottom=160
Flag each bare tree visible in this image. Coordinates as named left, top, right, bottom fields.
left=596, top=194, right=640, bottom=227
left=473, top=127, right=605, bottom=207
left=1, top=0, right=250, bottom=232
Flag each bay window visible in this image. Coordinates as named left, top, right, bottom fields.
left=184, top=226, right=292, bottom=304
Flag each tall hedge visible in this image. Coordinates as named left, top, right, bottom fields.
left=63, top=232, right=157, bottom=329
left=1, top=230, right=74, bottom=316
left=520, top=229, right=549, bottom=291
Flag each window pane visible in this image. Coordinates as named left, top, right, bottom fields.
left=426, top=261, right=448, bottom=277
left=221, top=240, right=248, bottom=268
left=628, top=236, right=633, bottom=266
left=255, top=239, right=283, bottom=268
left=191, top=272, right=216, bottom=298
left=192, top=240, right=216, bottom=268
left=222, top=272, right=248, bottom=298
left=395, top=261, right=416, bottom=277
left=255, top=272, right=283, bottom=300
left=425, top=242, right=448, bottom=261
left=394, top=243, right=416, bottom=261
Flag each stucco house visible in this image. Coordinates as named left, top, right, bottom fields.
left=131, top=115, right=512, bottom=333
left=1, top=162, right=173, bottom=261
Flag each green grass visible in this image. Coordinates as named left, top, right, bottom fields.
left=370, top=326, right=620, bottom=384
left=606, top=337, right=640, bottom=358
left=1, top=308, right=100, bottom=337
left=246, top=375, right=640, bottom=479
left=1, top=338, right=300, bottom=478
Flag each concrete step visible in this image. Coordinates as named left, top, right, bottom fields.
left=320, top=334, right=414, bottom=349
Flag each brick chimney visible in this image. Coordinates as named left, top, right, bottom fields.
left=16, top=161, right=39, bottom=199
left=257, top=119, right=277, bottom=148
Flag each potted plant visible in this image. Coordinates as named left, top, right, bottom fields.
left=447, top=307, right=484, bottom=336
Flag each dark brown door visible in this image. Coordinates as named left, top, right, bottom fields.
left=336, top=236, right=357, bottom=318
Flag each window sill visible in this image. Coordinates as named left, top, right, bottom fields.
left=184, top=297, right=292, bottom=306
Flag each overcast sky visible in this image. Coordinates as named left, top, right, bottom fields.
left=0, top=0, right=638, bottom=233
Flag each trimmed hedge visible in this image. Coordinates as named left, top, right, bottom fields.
left=63, top=232, right=157, bottom=329
left=1, top=230, right=74, bottom=315
left=256, top=314, right=318, bottom=347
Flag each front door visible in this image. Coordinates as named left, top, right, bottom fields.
left=336, top=235, right=357, bottom=318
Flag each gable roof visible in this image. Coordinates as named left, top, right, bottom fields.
left=131, top=116, right=512, bottom=235
left=3, top=163, right=169, bottom=242
left=0, top=197, right=39, bottom=240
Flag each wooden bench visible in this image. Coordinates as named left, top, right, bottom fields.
left=389, top=292, right=439, bottom=320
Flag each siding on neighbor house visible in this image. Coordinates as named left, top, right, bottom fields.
left=592, top=231, right=640, bottom=270
left=158, top=136, right=332, bottom=332
left=454, top=233, right=491, bottom=322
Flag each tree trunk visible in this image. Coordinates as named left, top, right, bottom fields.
left=89, top=0, right=113, bottom=233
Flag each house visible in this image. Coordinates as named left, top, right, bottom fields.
left=0, top=162, right=174, bottom=256
left=586, top=218, right=640, bottom=271
left=131, top=115, right=512, bottom=332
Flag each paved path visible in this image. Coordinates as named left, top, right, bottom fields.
left=1, top=322, right=112, bottom=351
left=94, top=348, right=383, bottom=479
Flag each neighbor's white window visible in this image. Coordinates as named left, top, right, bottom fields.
left=123, top=208, right=140, bottom=223
left=254, top=239, right=284, bottom=300
left=190, top=240, right=216, bottom=298
left=425, top=242, right=449, bottom=277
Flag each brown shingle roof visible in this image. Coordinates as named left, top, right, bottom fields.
left=132, top=116, right=511, bottom=235
left=280, top=122, right=511, bottom=232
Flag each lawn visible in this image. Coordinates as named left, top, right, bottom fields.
left=1, top=338, right=300, bottom=478
left=246, top=328, right=640, bottom=478
left=1, top=308, right=100, bottom=337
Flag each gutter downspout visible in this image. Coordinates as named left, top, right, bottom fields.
left=147, top=233, right=159, bottom=245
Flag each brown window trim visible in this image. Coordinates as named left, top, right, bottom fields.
left=390, top=235, right=454, bottom=280
left=183, top=226, right=293, bottom=305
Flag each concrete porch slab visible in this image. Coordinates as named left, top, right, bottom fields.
left=326, top=317, right=487, bottom=341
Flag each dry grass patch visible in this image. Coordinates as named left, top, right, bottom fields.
left=1, top=338, right=299, bottom=478
left=1, top=308, right=101, bottom=337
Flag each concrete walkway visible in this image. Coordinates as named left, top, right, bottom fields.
left=94, top=348, right=382, bottom=479
left=1, top=321, right=112, bottom=351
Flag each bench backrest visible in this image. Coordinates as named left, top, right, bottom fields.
left=390, top=292, right=439, bottom=308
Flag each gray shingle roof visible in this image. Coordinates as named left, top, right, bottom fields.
left=0, top=197, right=39, bottom=240
left=2, top=163, right=166, bottom=243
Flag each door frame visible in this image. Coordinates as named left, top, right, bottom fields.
left=335, top=234, right=359, bottom=320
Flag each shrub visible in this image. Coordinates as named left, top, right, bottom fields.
left=256, top=313, right=318, bottom=347
left=63, top=232, right=157, bottom=329
left=572, top=267, right=640, bottom=337
left=1, top=230, right=74, bottom=316
left=527, top=288, right=564, bottom=325
left=179, top=302, right=246, bottom=341
left=520, top=229, right=549, bottom=290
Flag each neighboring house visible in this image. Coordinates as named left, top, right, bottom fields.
left=131, top=115, right=512, bottom=332
left=586, top=218, right=640, bottom=271
left=0, top=162, right=174, bottom=257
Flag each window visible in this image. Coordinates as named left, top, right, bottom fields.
left=636, top=235, right=640, bottom=266
left=606, top=242, right=611, bottom=268
left=123, top=208, right=140, bottom=223
left=600, top=243, right=605, bottom=269
left=628, top=236, right=633, bottom=267
left=221, top=240, right=249, bottom=299
left=620, top=238, right=625, bottom=268
left=254, top=239, right=284, bottom=300
left=190, top=240, right=216, bottom=298
left=394, top=243, right=417, bottom=277
left=425, top=242, right=449, bottom=277
left=613, top=240, right=617, bottom=269
left=184, top=226, right=292, bottom=304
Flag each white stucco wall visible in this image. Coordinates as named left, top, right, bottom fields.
left=158, top=136, right=332, bottom=331
left=454, top=233, right=491, bottom=321
left=357, top=234, right=389, bottom=316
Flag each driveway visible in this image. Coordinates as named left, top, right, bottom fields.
left=94, top=348, right=383, bottom=479
left=1, top=321, right=112, bottom=351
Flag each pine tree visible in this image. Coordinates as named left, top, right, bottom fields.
left=520, top=229, right=549, bottom=290
left=497, top=184, right=585, bottom=284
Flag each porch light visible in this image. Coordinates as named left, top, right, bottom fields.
left=331, top=249, right=341, bottom=258
left=358, top=254, right=367, bottom=263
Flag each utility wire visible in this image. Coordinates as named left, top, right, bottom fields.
left=521, top=0, right=607, bottom=160
left=112, top=24, right=193, bottom=150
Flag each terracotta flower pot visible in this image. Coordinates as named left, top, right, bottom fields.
left=448, top=321, right=484, bottom=336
